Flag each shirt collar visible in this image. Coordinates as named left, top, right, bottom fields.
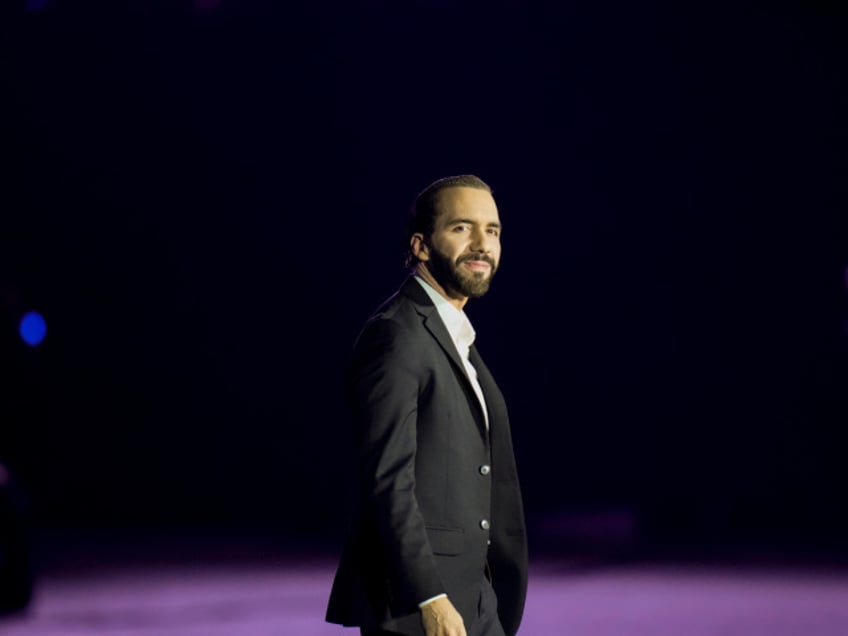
left=414, top=275, right=476, bottom=352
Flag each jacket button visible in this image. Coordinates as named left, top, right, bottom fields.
left=479, top=464, right=491, bottom=476
left=480, top=519, right=490, bottom=530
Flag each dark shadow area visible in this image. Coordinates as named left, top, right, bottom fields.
left=0, top=465, right=33, bottom=616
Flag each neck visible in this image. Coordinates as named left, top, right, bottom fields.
left=415, top=264, right=468, bottom=310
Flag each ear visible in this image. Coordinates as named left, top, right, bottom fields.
left=410, top=233, right=430, bottom=262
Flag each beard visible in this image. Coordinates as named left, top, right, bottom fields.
left=427, top=244, right=498, bottom=299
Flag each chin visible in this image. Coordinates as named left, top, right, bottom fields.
left=462, top=278, right=493, bottom=298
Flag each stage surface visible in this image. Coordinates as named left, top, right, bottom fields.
left=2, top=534, right=847, bottom=635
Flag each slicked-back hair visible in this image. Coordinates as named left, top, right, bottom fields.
left=404, top=174, right=493, bottom=269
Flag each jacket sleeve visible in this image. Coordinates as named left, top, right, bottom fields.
left=347, top=317, right=445, bottom=612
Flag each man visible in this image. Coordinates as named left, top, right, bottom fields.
left=326, top=175, right=527, bottom=636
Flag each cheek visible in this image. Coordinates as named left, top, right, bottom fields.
left=443, top=239, right=467, bottom=260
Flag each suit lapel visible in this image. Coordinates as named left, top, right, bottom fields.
left=421, top=311, right=468, bottom=383
left=470, top=344, right=519, bottom=482
left=401, top=276, right=467, bottom=379
left=469, top=345, right=504, bottom=431
left=401, top=277, right=490, bottom=439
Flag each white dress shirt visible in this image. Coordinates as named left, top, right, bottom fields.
left=414, top=275, right=489, bottom=429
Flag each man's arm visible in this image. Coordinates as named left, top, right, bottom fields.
left=348, top=318, right=446, bottom=611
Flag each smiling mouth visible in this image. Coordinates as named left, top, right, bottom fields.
left=463, top=260, right=491, bottom=272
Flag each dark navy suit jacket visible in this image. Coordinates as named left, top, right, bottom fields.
left=326, top=276, right=527, bottom=636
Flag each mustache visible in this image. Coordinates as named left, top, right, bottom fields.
left=457, top=254, right=496, bottom=268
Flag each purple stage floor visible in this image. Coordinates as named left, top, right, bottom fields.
left=2, top=538, right=848, bottom=635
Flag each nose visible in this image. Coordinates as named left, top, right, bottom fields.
left=469, top=227, right=490, bottom=253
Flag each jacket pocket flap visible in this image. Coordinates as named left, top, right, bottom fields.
left=426, top=526, right=465, bottom=556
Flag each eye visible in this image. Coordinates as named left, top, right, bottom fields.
left=452, top=224, right=470, bottom=232
left=487, top=228, right=500, bottom=237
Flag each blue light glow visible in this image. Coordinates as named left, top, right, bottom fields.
left=20, top=311, right=47, bottom=347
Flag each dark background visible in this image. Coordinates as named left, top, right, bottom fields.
left=1, top=0, right=847, bottom=560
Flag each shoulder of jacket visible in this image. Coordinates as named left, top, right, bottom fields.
left=370, top=283, right=427, bottom=321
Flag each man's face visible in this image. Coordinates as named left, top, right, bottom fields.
left=421, top=186, right=502, bottom=299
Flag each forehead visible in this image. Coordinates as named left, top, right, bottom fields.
left=433, top=187, right=500, bottom=225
